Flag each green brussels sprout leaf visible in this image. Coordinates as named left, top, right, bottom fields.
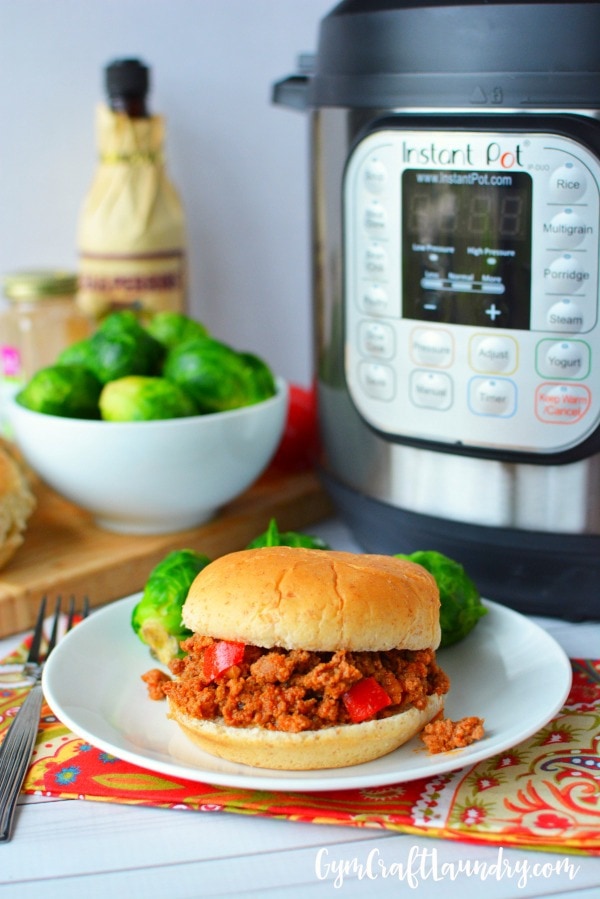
left=247, top=518, right=329, bottom=550
left=132, top=549, right=211, bottom=663
left=145, top=311, right=209, bottom=350
left=395, top=550, right=487, bottom=648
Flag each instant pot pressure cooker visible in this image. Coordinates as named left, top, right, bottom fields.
left=274, top=0, right=600, bottom=618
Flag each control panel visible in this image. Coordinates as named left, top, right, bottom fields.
left=343, top=130, right=600, bottom=455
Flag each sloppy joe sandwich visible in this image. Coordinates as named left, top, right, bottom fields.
left=161, top=546, right=451, bottom=770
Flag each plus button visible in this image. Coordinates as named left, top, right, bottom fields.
left=485, top=303, right=503, bottom=322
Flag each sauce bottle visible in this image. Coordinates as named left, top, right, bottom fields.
left=77, top=58, right=187, bottom=320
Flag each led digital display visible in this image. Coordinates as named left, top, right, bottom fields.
left=401, top=169, right=533, bottom=329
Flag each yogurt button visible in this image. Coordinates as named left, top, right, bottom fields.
left=540, top=340, right=589, bottom=379
left=548, top=163, right=587, bottom=202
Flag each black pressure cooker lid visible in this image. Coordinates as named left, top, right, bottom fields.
left=307, top=0, right=600, bottom=109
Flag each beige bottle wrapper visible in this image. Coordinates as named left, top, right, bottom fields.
left=78, top=104, right=187, bottom=317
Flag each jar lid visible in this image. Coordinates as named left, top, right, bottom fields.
left=3, top=270, right=78, bottom=301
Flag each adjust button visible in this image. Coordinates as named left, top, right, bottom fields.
left=469, top=335, right=517, bottom=373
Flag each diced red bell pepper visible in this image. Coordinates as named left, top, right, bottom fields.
left=203, top=640, right=246, bottom=682
left=342, top=676, right=392, bottom=723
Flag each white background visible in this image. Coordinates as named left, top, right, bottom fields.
left=0, top=0, right=334, bottom=386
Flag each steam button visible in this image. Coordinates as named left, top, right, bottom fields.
left=546, top=299, right=586, bottom=332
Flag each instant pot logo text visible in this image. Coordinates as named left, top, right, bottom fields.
left=402, top=140, right=524, bottom=169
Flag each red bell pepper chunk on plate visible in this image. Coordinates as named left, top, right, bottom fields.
left=342, top=676, right=392, bottom=723
left=203, top=640, right=246, bottom=681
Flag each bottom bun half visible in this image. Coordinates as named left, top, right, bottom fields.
left=166, top=693, right=444, bottom=770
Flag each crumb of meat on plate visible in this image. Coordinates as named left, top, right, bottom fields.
left=421, top=715, right=485, bottom=753
left=141, top=668, right=171, bottom=701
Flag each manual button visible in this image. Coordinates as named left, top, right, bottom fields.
left=410, top=371, right=453, bottom=410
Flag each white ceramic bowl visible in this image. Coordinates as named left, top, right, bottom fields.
left=9, top=379, right=287, bottom=535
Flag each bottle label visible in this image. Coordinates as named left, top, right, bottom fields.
left=77, top=250, right=186, bottom=318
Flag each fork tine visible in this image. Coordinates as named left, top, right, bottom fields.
left=46, top=597, right=62, bottom=657
left=27, top=597, right=47, bottom=664
left=66, top=595, right=75, bottom=631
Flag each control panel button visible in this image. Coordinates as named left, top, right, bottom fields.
left=544, top=254, right=590, bottom=295
left=410, top=327, right=453, bottom=367
left=536, top=339, right=590, bottom=380
left=359, top=362, right=395, bottom=400
left=361, top=284, right=390, bottom=315
left=544, top=208, right=592, bottom=250
left=365, top=242, right=387, bottom=278
left=468, top=377, right=516, bottom=417
left=546, top=298, right=587, bottom=332
left=363, top=158, right=388, bottom=194
left=358, top=321, right=395, bottom=359
left=469, top=335, right=518, bottom=373
left=535, top=383, right=591, bottom=424
left=410, top=371, right=453, bottom=410
left=364, top=199, right=388, bottom=235
left=548, top=162, right=587, bottom=202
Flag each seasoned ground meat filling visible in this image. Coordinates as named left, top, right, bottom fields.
left=162, top=634, right=450, bottom=733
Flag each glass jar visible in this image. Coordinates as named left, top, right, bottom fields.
left=0, top=269, right=93, bottom=433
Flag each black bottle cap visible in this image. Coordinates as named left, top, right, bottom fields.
left=105, top=58, right=149, bottom=99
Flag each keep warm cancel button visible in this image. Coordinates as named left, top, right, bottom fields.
left=536, top=383, right=591, bottom=423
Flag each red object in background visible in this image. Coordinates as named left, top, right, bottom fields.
left=342, top=677, right=393, bottom=723
left=202, top=641, right=246, bottom=682
left=270, top=383, right=320, bottom=473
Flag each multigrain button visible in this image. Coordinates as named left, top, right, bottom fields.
left=410, top=328, right=453, bottom=367
left=548, top=162, right=587, bottom=202
left=544, top=209, right=592, bottom=250
left=410, top=371, right=453, bottom=410
left=468, top=377, right=516, bottom=417
left=469, top=335, right=517, bottom=373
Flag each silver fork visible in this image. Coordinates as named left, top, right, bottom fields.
left=0, top=595, right=89, bottom=842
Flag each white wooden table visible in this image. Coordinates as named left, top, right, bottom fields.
left=1, top=519, right=599, bottom=899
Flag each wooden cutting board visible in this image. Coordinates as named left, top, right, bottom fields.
left=0, top=468, right=334, bottom=638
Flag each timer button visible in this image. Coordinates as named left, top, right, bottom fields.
left=469, top=335, right=517, bottom=373
left=468, top=377, right=516, bottom=417
left=358, top=321, right=395, bottom=360
left=548, top=162, right=587, bottom=202
left=359, top=362, right=395, bottom=400
left=363, top=158, right=388, bottom=194
left=546, top=298, right=586, bottom=333
left=410, top=371, right=453, bottom=410
left=544, top=254, right=589, bottom=295
left=544, top=208, right=591, bottom=250
left=537, top=340, right=590, bottom=380
left=410, top=328, right=453, bottom=368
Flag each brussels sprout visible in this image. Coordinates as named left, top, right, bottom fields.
left=16, top=364, right=103, bottom=419
left=163, top=336, right=262, bottom=413
left=395, top=550, right=487, bottom=648
left=247, top=518, right=329, bottom=550
left=58, top=311, right=165, bottom=384
left=99, top=376, right=198, bottom=421
left=145, top=311, right=209, bottom=350
left=132, top=549, right=211, bottom=663
left=238, top=352, right=277, bottom=402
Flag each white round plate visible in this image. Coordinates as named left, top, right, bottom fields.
left=42, top=596, right=572, bottom=792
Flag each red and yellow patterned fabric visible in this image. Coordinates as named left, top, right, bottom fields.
left=1, top=650, right=598, bottom=856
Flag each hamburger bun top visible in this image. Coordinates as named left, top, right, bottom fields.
left=182, top=546, right=441, bottom=652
